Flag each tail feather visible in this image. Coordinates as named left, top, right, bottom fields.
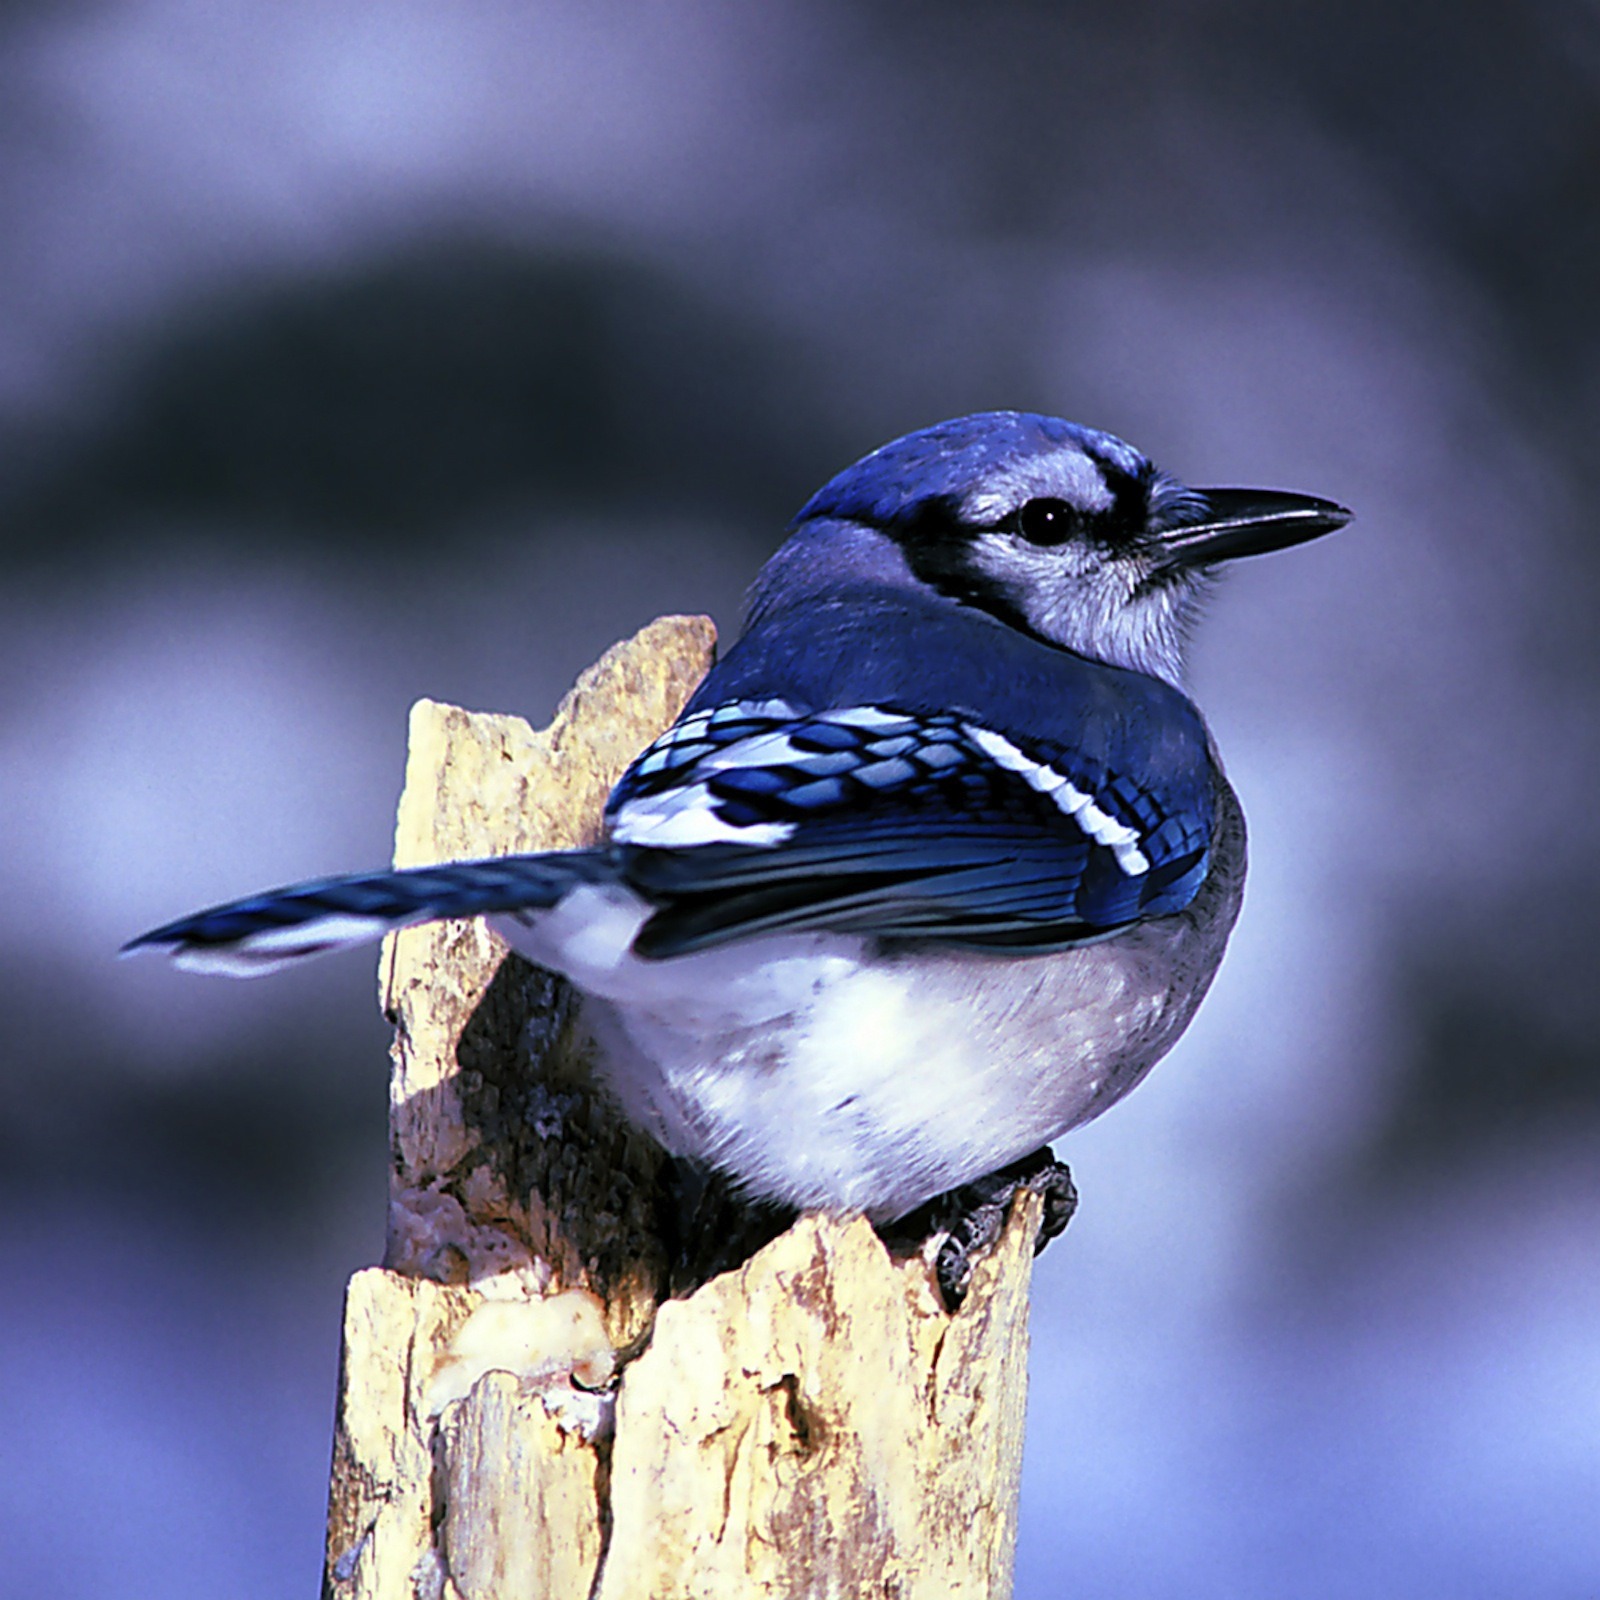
left=121, top=851, right=619, bottom=977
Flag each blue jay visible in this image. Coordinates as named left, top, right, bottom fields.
left=126, top=412, right=1347, bottom=1252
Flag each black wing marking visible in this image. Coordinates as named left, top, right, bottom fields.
left=608, top=702, right=1212, bottom=957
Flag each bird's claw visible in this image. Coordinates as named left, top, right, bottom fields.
left=883, top=1147, right=1078, bottom=1310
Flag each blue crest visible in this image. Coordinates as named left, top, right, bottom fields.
left=796, top=410, right=1149, bottom=525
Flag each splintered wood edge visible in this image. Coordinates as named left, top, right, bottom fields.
left=328, top=617, right=717, bottom=1595
left=326, top=611, right=1043, bottom=1600
left=377, top=614, right=717, bottom=1269
left=597, top=1199, right=1042, bottom=1600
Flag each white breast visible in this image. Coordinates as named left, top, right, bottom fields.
left=491, top=844, right=1238, bottom=1221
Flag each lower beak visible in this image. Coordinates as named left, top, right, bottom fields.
left=1155, top=488, right=1352, bottom=567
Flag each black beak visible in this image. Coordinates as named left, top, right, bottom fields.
left=1155, top=488, right=1351, bottom=567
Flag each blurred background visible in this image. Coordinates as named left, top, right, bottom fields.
left=1, top=1, right=1597, bottom=1593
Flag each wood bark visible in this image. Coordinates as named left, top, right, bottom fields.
left=321, top=614, right=1045, bottom=1600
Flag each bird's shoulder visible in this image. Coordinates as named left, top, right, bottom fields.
left=685, top=587, right=1214, bottom=801
left=599, top=593, right=1220, bottom=957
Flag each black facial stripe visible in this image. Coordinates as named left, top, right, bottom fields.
left=1081, top=455, right=1154, bottom=551
left=874, top=464, right=1158, bottom=648
left=885, top=496, right=1057, bottom=645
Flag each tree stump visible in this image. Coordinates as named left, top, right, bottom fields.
left=321, top=615, right=1046, bottom=1600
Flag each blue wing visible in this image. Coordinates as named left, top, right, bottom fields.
left=605, top=701, right=1213, bottom=958
left=123, top=699, right=1213, bottom=971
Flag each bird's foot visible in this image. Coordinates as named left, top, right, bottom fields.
left=660, top=1149, right=1076, bottom=1311
left=882, top=1147, right=1078, bottom=1310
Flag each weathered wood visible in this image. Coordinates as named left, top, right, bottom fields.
left=599, top=1206, right=1040, bottom=1599
left=322, top=614, right=1044, bottom=1600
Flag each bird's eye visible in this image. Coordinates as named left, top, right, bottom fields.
left=1015, top=497, right=1078, bottom=546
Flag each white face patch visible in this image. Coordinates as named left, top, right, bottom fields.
left=939, top=439, right=1211, bottom=688
left=963, top=528, right=1206, bottom=689
left=959, top=447, right=1114, bottom=525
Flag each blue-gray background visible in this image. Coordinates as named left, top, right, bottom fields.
left=2, top=4, right=1597, bottom=1595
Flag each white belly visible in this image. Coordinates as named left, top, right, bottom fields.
left=492, top=864, right=1233, bottom=1221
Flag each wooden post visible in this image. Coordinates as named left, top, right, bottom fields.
left=321, top=615, right=1047, bottom=1600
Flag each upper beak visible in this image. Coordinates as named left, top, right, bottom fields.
left=1155, top=487, right=1352, bottom=567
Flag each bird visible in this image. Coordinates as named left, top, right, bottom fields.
left=124, top=410, right=1348, bottom=1264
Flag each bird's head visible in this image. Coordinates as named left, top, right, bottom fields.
left=784, top=411, right=1350, bottom=686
